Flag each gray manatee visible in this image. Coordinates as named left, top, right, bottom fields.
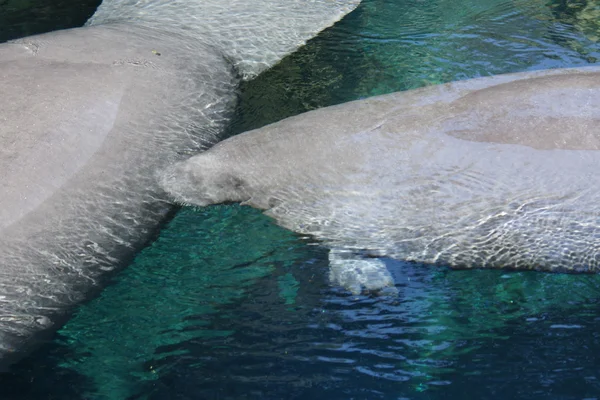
left=0, top=0, right=361, bottom=369
left=162, top=66, right=600, bottom=294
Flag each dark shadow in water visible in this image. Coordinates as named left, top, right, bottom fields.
left=0, top=343, right=96, bottom=400
left=0, top=0, right=100, bottom=43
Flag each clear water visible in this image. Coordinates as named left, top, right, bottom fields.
left=2, top=0, right=600, bottom=399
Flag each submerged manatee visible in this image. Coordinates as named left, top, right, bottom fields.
left=0, top=0, right=361, bottom=368
left=162, top=66, right=600, bottom=294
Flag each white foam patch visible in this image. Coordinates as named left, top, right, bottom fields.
left=328, top=249, right=396, bottom=295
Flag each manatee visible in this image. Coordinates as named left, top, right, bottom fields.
left=0, top=0, right=361, bottom=369
left=161, top=66, right=600, bottom=294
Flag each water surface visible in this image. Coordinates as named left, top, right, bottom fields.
left=2, top=0, right=600, bottom=399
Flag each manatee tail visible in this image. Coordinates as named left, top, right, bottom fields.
left=87, top=0, right=361, bottom=79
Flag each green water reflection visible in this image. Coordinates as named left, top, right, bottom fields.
left=56, top=206, right=311, bottom=398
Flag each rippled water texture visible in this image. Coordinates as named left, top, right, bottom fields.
left=2, top=0, right=600, bottom=399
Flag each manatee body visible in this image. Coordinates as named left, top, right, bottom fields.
left=162, top=66, right=600, bottom=292
left=0, top=0, right=360, bottom=368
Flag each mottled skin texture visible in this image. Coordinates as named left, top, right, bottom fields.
left=163, top=66, right=600, bottom=292
left=0, top=0, right=361, bottom=369
left=0, top=24, right=237, bottom=368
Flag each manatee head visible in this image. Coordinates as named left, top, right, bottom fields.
left=159, top=152, right=248, bottom=207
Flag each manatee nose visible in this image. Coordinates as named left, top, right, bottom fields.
left=158, top=160, right=210, bottom=207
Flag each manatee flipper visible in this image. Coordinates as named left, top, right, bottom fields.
left=328, top=249, right=397, bottom=295
left=87, top=0, right=361, bottom=79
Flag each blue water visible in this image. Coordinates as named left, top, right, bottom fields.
left=2, top=1, right=600, bottom=399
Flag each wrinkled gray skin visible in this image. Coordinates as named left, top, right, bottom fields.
left=163, top=66, right=600, bottom=294
left=0, top=0, right=361, bottom=369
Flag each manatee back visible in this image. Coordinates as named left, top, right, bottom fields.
left=244, top=128, right=600, bottom=272
left=0, top=44, right=123, bottom=229
left=0, top=24, right=236, bottom=367
left=441, top=70, right=600, bottom=150
left=194, top=66, right=600, bottom=272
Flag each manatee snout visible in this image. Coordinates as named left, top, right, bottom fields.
left=158, top=160, right=208, bottom=206
left=159, top=155, right=247, bottom=207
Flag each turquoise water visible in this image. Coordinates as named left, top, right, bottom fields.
left=2, top=0, right=600, bottom=399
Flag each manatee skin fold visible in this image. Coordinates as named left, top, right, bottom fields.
left=162, top=66, right=600, bottom=292
left=0, top=0, right=361, bottom=369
